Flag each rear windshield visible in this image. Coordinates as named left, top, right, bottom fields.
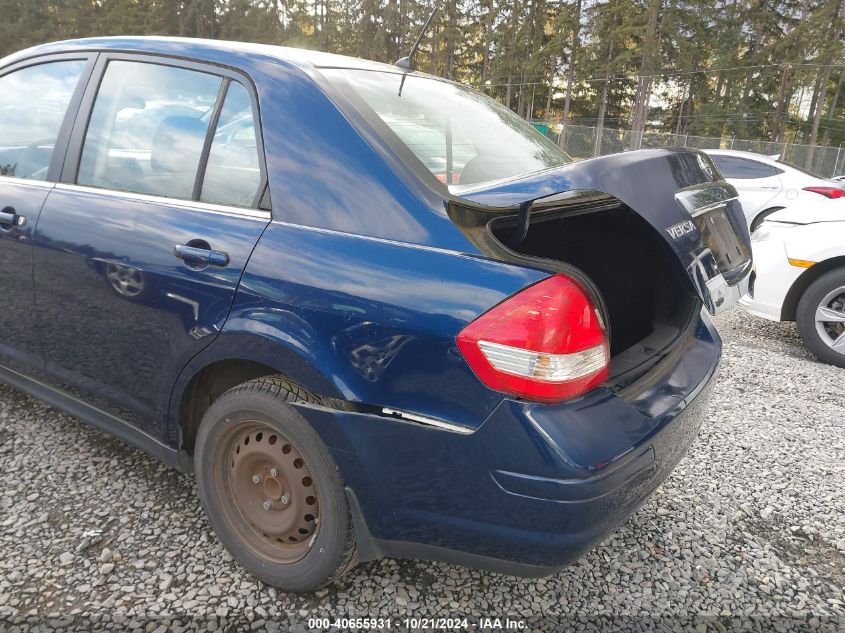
left=321, top=69, right=570, bottom=187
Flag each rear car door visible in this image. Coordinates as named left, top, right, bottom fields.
left=710, top=154, right=783, bottom=221
left=0, top=55, right=95, bottom=373
left=32, top=55, right=270, bottom=434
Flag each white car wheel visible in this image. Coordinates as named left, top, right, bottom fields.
left=796, top=268, right=845, bottom=368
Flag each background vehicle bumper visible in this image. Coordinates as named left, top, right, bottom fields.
left=739, top=232, right=803, bottom=322
left=296, top=311, right=721, bottom=575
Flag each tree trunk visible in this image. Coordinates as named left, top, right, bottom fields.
left=630, top=0, right=662, bottom=148
left=715, top=71, right=725, bottom=101
left=595, top=76, right=610, bottom=156
left=805, top=67, right=830, bottom=169
left=805, top=73, right=823, bottom=144
left=675, top=81, right=686, bottom=139
left=771, top=64, right=791, bottom=142
left=444, top=0, right=457, bottom=79
left=544, top=58, right=555, bottom=122
left=560, top=0, right=582, bottom=144
left=805, top=0, right=844, bottom=164
left=506, top=73, right=513, bottom=109
left=481, top=0, right=494, bottom=83
left=739, top=0, right=768, bottom=123
left=594, top=0, right=619, bottom=155
left=517, top=66, right=526, bottom=116
left=806, top=66, right=842, bottom=168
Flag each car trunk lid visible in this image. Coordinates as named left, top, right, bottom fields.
left=450, top=148, right=752, bottom=315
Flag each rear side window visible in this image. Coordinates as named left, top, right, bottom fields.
left=0, top=60, right=86, bottom=181
left=712, top=155, right=782, bottom=179
left=322, top=69, right=570, bottom=187
left=200, top=82, right=262, bottom=208
left=78, top=61, right=222, bottom=200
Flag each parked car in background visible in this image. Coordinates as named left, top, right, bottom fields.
left=741, top=198, right=845, bottom=367
left=704, top=149, right=845, bottom=232
left=0, top=37, right=751, bottom=592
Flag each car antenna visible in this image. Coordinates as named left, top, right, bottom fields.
left=395, top=6, right=438, bottom=96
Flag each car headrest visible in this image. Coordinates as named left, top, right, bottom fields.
left=150, top=116, right=207, bottom=174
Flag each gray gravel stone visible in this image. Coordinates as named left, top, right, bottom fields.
left=0, top=307, right=843, bottom=632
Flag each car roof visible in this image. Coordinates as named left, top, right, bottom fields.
left=702, top=148, right=781, bottom=164
left=3, top=35, right=411, bottom=76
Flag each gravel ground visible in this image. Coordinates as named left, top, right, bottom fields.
left=1, top=307, right=844, bottom=632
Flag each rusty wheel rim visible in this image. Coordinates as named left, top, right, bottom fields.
left=216, top=421, right=320, bottom=564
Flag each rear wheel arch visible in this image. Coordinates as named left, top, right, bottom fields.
left=171, top=333, right=346, bottom=454
left=781, top=257, right=845, bottom=321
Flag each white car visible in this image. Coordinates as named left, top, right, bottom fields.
left=704, top=149, right=845, bottom=232
left=740, top=198, right=845, bottom=367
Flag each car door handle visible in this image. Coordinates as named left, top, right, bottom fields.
left=174, top=244, right=229, bottom=267
left=759, top=186, right=779, bottom=190
left=0, top=206, right=26, bottom=228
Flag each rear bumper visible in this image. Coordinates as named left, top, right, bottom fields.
left=298, top=310, right=721, bottom=575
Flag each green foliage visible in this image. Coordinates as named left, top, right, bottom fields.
left=0, top=0, right=842, bottom=146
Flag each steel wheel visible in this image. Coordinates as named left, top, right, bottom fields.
left=216, top=421, right=320, bottom=564
left=814, top=285, right=845, bottom=352
left=195, top=375, right=357, bottom=590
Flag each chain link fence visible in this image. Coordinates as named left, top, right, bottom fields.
left=532, top=122, right=845, bottom=179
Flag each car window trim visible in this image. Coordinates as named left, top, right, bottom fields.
left=0, top=52, right=99, bottom=184
left=60, top=52, right=269, bottom=212
left=54, top=182, right=270, bottom=221
left=193, top=77, right=231, bottom=201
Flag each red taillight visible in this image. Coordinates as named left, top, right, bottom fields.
left=803, top=186, right=845, bottom=199
left=456, top=275, right=609, bottom=403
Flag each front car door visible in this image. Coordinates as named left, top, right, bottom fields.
left=0, top=54, right=95, bottom=374
left=32, top=55, right=270, bottom=437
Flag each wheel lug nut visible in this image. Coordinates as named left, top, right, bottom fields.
left=262, top=500, right=273, bottom=511
left=280, top=494, right=290, bottom=505
left=252, top=475, right=261, bottom=484
left=270, top=468, right=278, bottom=477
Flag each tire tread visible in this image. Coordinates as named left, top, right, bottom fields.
left=199, top=374, right=358, bottom=590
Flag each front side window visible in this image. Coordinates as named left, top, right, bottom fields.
left=201, top=82, right=262, bottom=208
left=0, top=60, right=86, bottom=181
left=322, top=69, right=570, bottom=187
left=78, top=61, right=222, bottom=200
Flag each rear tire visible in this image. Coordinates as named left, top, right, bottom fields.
left=796, top=268, right=845, bottom=368
left=194, top=375, right=358, bottom=592
left=750, top=207, right=784, bottom=233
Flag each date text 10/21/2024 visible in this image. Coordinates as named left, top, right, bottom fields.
left=307, top=617, right=528, bottom=630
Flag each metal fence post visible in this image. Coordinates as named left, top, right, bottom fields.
left=834, top=145, right=843, bottom=177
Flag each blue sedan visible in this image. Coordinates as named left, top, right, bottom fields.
left=0, top=37, right=751, bottom=591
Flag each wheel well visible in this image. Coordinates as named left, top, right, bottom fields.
left=178, top=359, right=280, bottom=454
left=750, top=206, right=784, bottom=232
left=781, top=256, right=845, bottom=321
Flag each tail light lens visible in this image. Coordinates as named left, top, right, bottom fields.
left=803, top=186, right=845, bottom=199
left=456, top=275, right=609, bottom=403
